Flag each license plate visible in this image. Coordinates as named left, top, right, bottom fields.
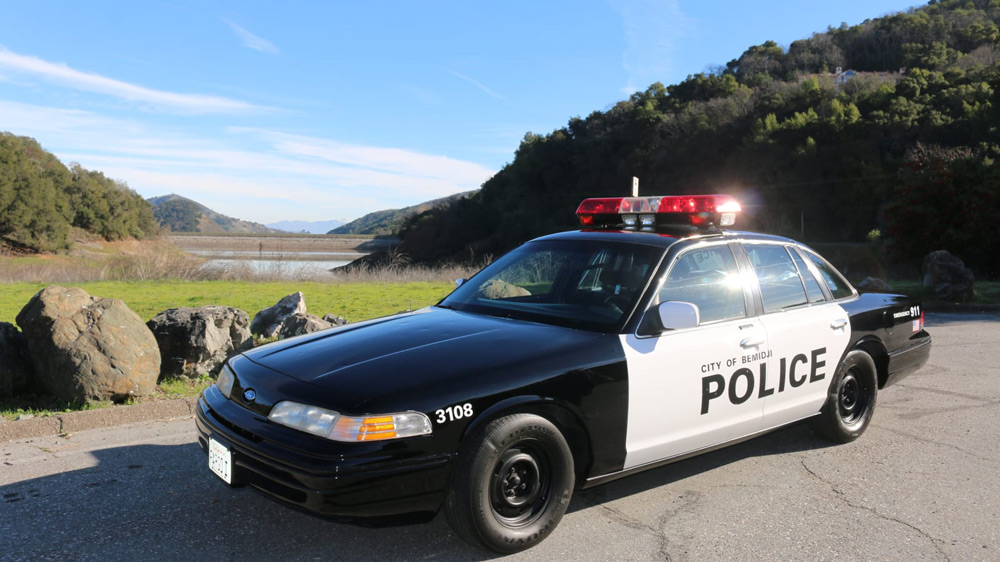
left=208, top=437, right=232, bottom=484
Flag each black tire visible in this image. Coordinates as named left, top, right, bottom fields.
left=810, top=350, right=878, bottom=443
left=444, top=413, right=575, bottom=554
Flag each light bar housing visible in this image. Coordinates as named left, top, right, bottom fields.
left=576, top=194, right=741, bottom=230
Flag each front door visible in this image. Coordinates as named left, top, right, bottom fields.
left=622, top=243, right=766, bottom=469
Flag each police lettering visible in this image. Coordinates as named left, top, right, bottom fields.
left=700, top=347, right=827, bottom=415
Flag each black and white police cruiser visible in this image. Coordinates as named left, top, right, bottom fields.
left=196, top=194, right=931, bottom=553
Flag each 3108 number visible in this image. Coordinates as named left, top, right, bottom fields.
left=436, top=403, right=473, bottom=424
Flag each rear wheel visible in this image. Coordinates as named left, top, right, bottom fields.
left=444, top=413, right=574, bottom=553
left=810, top=350, right=878, bottom=443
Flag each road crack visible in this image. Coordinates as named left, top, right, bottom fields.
left=878, top=425, right=999, bottom=465
left=577, top=488, right=704, bottom=561
left=800, top=458, right=951, bottom=561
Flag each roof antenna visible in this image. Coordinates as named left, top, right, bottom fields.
left=632, top=176, right=639, bottom=197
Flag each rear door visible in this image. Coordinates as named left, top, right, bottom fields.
left=739, top=243, right=852, bottom=429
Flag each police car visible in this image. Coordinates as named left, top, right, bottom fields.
left=196, top=194, right=931, bottom=553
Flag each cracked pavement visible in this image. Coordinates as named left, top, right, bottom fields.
left=1, top=312, right=997, bottom=561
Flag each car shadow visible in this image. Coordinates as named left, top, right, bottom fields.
left=1, top=423, right=827, bottom=561
left=0, top=441, right=484, bottom=562
left=569, top=422, right=830, bottom=512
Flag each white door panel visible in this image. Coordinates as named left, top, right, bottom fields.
left=758, top=303, right=851, bottom=427
left=622, top=318, right=767, bottom=469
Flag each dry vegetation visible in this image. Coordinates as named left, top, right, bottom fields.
left=0, top=234, right=484, bottom=284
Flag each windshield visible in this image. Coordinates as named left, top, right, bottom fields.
left=439, top=239, right=665, bottom=332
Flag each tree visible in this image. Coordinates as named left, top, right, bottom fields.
left=885, top=144, right=1000, bottom=275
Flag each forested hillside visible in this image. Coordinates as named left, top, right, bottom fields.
left=399, top=0, right=1000, bottom=274
left=0, top=133, right=158, bottom=251
left=148, top=194, right=278, bottom=234
left=330, top=191, right=474, bottom=236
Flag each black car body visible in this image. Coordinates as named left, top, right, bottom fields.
left=196, top=195, right=931, bottom=552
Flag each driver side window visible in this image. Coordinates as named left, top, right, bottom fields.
left=658, top=246, right=746, bottom=324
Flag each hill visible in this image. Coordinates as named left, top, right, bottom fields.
left=330, top=191, right=475, bottom=236
left=395, top=0, right=1000, bottom=275
left=148, top=194, right=279, bottom=234
left=267, top=219, right=345, bottom=234
left=0, top=132, right=158, bottom=252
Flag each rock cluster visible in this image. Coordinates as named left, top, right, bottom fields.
left=278, top=313, right=334, bottom=338
left=147, top=306, right=253, bottom=380
left=250, top=292, right=306, bottom=337
left=479, top=279, right=531, bottom=299
left=16, top=286, right=160, bottom=402
left=0, top=322, right=33, bottom=398
left=3, top=286, right=352, bottom=402
left=856, top=277, right=892, bottom=293
left=923, top=250, right=975, bottom=302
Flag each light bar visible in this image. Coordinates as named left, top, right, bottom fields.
left=576, top=194, right=741, bottom=229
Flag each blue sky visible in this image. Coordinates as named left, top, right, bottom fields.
left=0, top=0, right=921, bottom=224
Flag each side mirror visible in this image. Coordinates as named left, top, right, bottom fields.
left=454, top=278, right=465, bottom=289
left=657, top=301, right=700, bottom=331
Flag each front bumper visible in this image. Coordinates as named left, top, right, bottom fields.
left=195, top=385, right=455, bottom=519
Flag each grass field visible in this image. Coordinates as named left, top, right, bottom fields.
left=1, top=280, right=455, bottom=325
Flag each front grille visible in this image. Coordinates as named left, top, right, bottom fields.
left=209, top=408, right=264, bottom=443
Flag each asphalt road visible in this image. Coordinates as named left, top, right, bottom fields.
left=2, top=312, right=998, bottom=561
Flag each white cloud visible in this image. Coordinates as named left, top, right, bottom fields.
left=222, top=18, right=279, bottom=54
left=446, top=70, right=507, bottom=102
left=0, top=100, right=494, bottom=222
left=610, top=0, right=691, bottom=94
left=0, top=48, right=265, bottom=113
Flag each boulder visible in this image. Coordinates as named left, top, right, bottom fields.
left=856, top=277, right=892, bottom=293
left=279, top=313, right=333, bottom=339
left=479, top=279, right=531, bottom=299
left=922, top=250, right=975, bottom=302
left=15, top=286, right=160, bottom=402
left=322, top=313, right=349, bottom=326
left=251, top=292, right=306, bottom=337
left=0, top=322, right=34, bottom=397
left=147, top=306, right=253, bottom=380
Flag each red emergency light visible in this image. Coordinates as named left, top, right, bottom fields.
left=576, top=194, right=741, bottom=230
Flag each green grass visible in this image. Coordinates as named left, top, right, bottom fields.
left=0, top=280, right=454, bottom=325
left=0, top=397, right=112, bottom=421
left=0, top=377, right=214, bottom=420
left=888, top=280, right=1000, bottom=305
left=157, top=376, right=215, bottom=399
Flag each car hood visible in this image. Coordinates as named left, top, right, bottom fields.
left=238, top=307, right=608, bottom=412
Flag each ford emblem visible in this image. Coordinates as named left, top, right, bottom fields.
left=242, top=388, right=256, bottom=402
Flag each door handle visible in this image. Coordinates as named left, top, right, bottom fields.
left=830, top=318, right=848, bottom=330
left=740, top=335, right=765, bottom=348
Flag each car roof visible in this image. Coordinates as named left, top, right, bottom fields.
left=532, top=228, right=799, bottom=249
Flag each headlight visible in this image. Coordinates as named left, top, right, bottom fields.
left=268, top=401, right=432, bottom=442
left=216, top=366, right=235, bottom=399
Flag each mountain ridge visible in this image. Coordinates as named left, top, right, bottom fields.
left=330, top=191, right=476, bottom=236
left=148, top=194, right=279, bottom=234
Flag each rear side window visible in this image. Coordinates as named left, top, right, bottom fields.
left=659, top=245, right=746, bottom=324
left=789, top=249, right=826, bottom=303
left=804, top=251, right=855, bottom=300
left=744, top=244, right=808, bottom=313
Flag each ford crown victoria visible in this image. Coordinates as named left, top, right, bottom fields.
left=196, top=194, right=931, bottom=553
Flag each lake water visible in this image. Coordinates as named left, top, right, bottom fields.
left=190, top=250, right=365, bottom=276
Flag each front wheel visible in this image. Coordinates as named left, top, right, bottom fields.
left=444, top=413, right=575, bottom=554
left=810, top=350, right=878, bottom=443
